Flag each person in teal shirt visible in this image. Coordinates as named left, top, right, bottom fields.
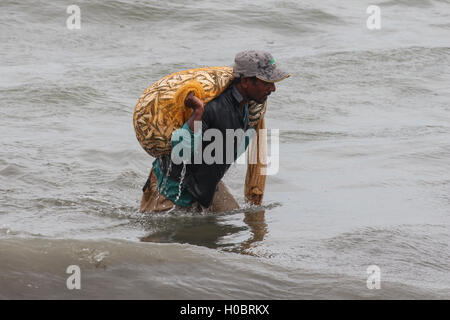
left=139, top=50, right=289, bottom=212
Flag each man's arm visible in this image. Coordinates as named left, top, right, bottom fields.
left=169, top=91, right=207, bottom=158
left=184, top=91, right=204, bottom=132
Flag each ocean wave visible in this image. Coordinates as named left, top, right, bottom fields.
left=2, top=0, right=342, bottom=35
left=1, top=237, right=446, bottom=299
left=326, top=224, right=450, bottom=287
left=295, top=46, right=450, bottom=69
left=379, top=0, right=435, bottom=8
left=1, top=84, right=104, bottom=114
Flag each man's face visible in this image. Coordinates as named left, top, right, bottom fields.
left=245, top=77, right=276, bottom=104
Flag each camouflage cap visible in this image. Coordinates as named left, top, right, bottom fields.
left=233, top=50, right=290, bottom=83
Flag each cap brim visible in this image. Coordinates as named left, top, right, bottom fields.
left=256, top=68, right=290, bottom=83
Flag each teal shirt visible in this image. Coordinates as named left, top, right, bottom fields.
left=153, top=104, right=251, bottom=207
left=151, top=123, right=196, bottom=207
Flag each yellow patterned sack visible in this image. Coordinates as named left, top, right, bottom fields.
left=133, top=66, right=266, bottom=158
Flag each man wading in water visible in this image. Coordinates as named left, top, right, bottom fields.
left=140, top=50, right=290, bottom=213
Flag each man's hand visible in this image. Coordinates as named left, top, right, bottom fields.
left=185, top=91, right=204, bottom=112
left=185, top=91, right=204, bottom=132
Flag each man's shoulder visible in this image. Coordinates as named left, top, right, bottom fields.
left=205, top=85, right=237, bottom=112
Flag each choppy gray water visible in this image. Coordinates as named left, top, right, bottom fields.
left=1, top=0, right=450, bottom=299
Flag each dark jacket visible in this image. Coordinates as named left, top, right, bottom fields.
left=158, top=85, right=250, bottom=207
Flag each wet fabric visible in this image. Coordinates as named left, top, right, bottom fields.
left=151, top=158, right=194, bottom=207
left=139, top=168, right=239, bottom=213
